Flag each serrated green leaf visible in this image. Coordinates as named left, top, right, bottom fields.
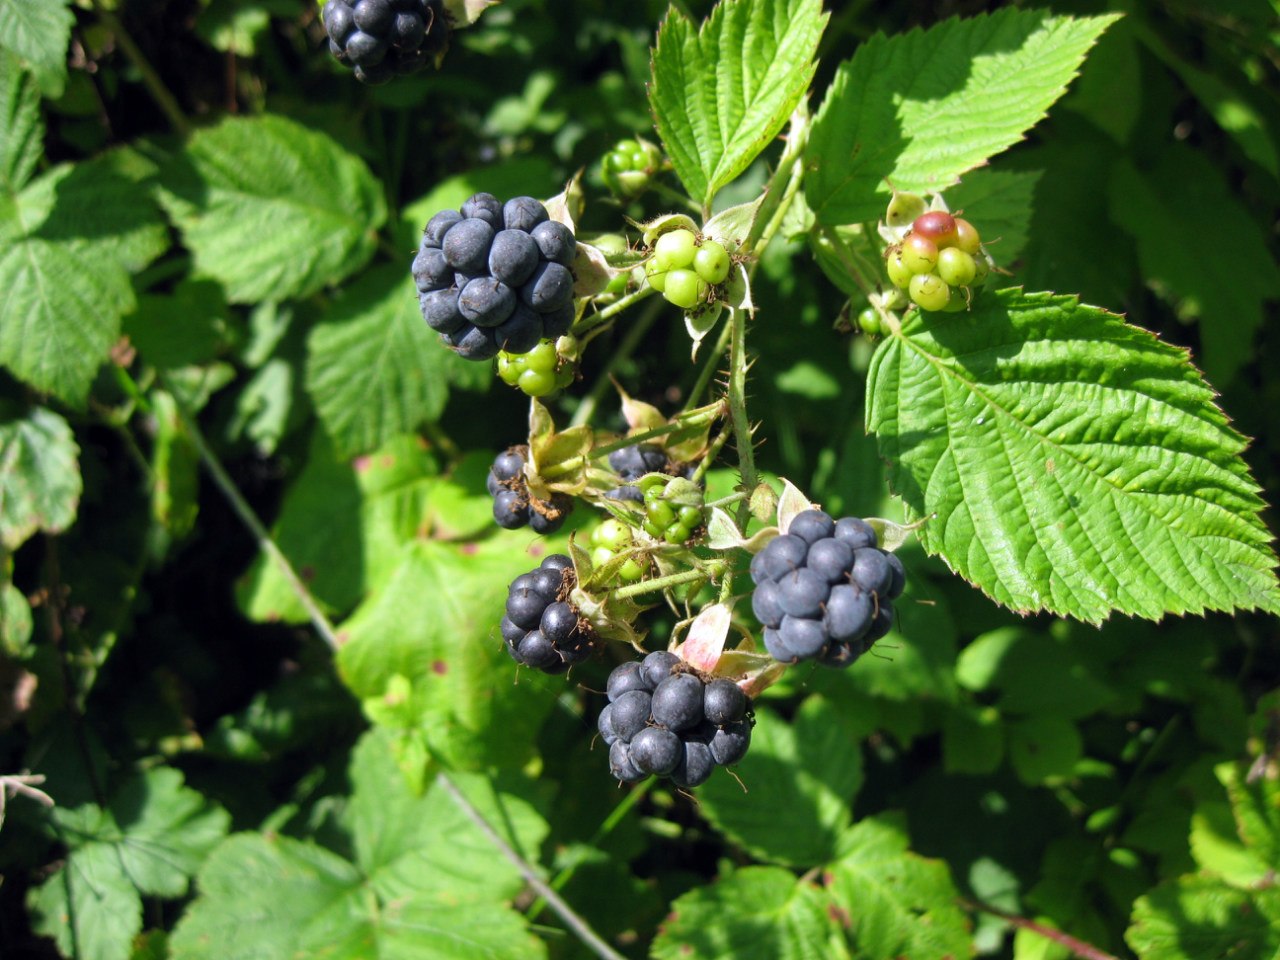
left=806, top=10, right=1117, bottom=225
left=30, top=841, right=142, bottom=960
left=1109, top=148, right=1280, bottom=386
left=337, top=540, right=560, bottom=769
left=650, top=0, right=827, bottom=210
left=867, top=289, right=1280, bottom=623
left=697, top=697, right=862, bottom=867
left=1189, top=800, right=1270, bottom=888
left=0, top=406, right=80, bottom=550
left=0, top=50, right=42, bottom=192
left=172, top=731, right=548, bottom=960
left=1126, top=876, right=1280, bottom=960
left=0, top=0, right=72, bottom=97
left=29, top=768, right=229, bottom=960
left=158, top=115, right=385, bottom=303
left=237, top=429, right=364, bottom=623
left=828, top=816, right=971, bottom=960
left=306, top=265, right=471, bottom=458
left=0, top=154, right=168, bottom=403
left=651, top=867, right=834, bottom=960
left=344, top=731, right=548, bottom=904
left=1217, top=760, right=1280, bottom=875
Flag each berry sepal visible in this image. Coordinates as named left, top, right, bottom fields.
left=527, top=399, right=593, bottom=498
left=566, top=536, right=648, bottom=648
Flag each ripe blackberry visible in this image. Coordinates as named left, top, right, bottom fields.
left=597, top=652, right=753, bottom=788
left=750, top=509, right=904, bottom=667
left=486, top=445, right=573, bottom=534
left=322, top=0, right=449, bottom=85
left=502, top=555, right=592, bottom=673
left=414, top=193, right=578, bottom=361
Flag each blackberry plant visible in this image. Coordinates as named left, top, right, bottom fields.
left=8, top=3, right=1280, bottom=960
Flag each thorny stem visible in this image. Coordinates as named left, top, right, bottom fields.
left=541, top=409, right=724, bottom=481
left=166, top=383, right=623, bottom=960
left=692, top=424, right=733, bottom=486
left=682, top=317, right=733, bottom=413
left=961, top=900, right=1122, bottom=960
left=436, top=774, right=628, bottom=960
left=94, top=4, right=191, bottom=138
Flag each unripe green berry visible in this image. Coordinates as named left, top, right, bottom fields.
left=524, top=340, right=558, bottom=373
left=970, top=254, right=990, bottom=287
left=885, top=250, right=913, bottom=289
left=518, top=367, right=558, bottom=397
left=594, top=518, right=632, bottom=551
left=936, top=247, right=977, bottom=287
left=663, top=269, right=708, bottom=310
left=497, top=354, right=522, bottom=385
left=678, top=505, right=702, bottom=528
left=617, top=558, right=645, bottom=583
left=591, top=545, right=615, bottom=568
left=647, top=500, right=676, bottom=529
left=654, top=229, right=697, bottom=271
left=642, top=519, right=662, bottom=539
left=693, top=240, right=731, bottom=285
left=909, top=273, right=950, bottom=311
left=900, top=234, right=939, bottom=275
left=857, top=307, right=883, bottom=336
left=664, top=523, right=689, bottom=545
left=645, top=256, right=669, bottom=293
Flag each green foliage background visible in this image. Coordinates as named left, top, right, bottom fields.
left=1, top=1, right=1278, bottom=958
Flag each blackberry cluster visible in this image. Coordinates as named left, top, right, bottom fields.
left=598, top=652, right=753, bottom=788
left=322, top=0, right=448, bottom=85
left=414, top=193, right=577, bottom=362
left=487, top=447, right=573, bottom=534
left=885, top=211, right=992, bottom=313
left=501, top=555, right=592, bottom=674
left=605, top=443, right=669, bottom=502
left=750, top=509, right=905, bottom=667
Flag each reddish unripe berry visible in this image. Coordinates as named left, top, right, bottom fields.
left=911, top=211, right=958, bottom=245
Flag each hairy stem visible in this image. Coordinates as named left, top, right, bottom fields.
left=168, top=383, right=622, bottom=960
left=726, top=304, right=756, bottom=528
left=613, top=565, right=720, bottom=601
left=961, top=900, right=1122, bottom=960
left=682, top=317, right=733, bottom=413
left=573, top=286, right=658, bottom=340
left=436, top=774, right=628, bottom=960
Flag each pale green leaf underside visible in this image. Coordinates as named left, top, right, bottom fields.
left=159, top=114, right=385, bottom=303
left=867, top=290, right=1280, bottom=623
left=306, top=266, right=463, bottom=458
left=651, top=0, right=827, bottom=209
left=806, top=9, right=1118, bottom=225
left=0, top=406, right=80, bottom=550
left=0, top=0, right=73, bottom=96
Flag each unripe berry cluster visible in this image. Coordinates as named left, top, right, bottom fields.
left=496, top=340, right=573, bottom=398
left=414, top=193, right=577, bottom=361
left=599, top=652, right=753, bottom=788
left=322, top=0, right=448, bottom=84
left=605, top=443, right=669, bottom=502
left=501, top=555, right=592, bottom=674
left=644, top=229, right=732, bottom=311
left=885, top=211, right=991, bottom=313
left=750, top=509, right=904, bottom=667
left=588, top=519, right=647, bottom=584
left=641, top=485, right=702, bottom=545
left=602, top=139, right=663, bottom=199
left=487, top=446, right=573, bottom=534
